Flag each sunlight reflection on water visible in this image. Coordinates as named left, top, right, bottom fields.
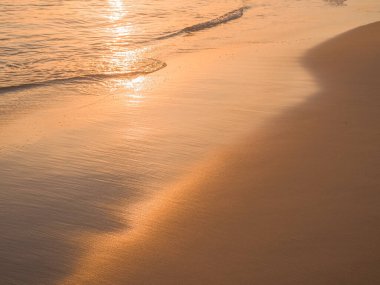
left=108, top=0, right=127, bottom=22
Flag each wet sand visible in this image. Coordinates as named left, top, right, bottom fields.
left=61, top=22, right=380, bottom=284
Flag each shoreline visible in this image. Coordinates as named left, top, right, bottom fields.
left=61, top=22, right=380, bottom=284
left=1, top=1, right=379, bottom=283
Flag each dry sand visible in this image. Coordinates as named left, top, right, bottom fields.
left=61, top=22, right=380, bottom=285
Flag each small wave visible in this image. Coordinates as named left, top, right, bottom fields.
left=324, top=0, right=347, bottom=6
left=0, top=59, right=166, bottom=95
left=156, top=6, right=250, bottom=40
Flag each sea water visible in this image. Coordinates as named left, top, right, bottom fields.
left=0, top=0, right=247, bottom=91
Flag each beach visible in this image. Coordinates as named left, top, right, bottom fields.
left=0, top=1, right=379, bottom=284
left=59, top=21, right=380, bottom=285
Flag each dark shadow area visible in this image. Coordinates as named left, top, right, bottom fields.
left=304, top=21, right=380, bottom=89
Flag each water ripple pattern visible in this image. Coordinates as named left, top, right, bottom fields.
left=0, top=0, right=244, bottom=93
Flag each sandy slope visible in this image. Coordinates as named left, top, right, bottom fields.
left=61, top=21, right=380, bottom=285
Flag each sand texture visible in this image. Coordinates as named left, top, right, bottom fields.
left=61, top=22, right=380, bottom=285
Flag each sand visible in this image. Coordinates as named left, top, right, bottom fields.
left=60, top=22, right=380, bottom=285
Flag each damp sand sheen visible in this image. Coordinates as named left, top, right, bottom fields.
left=0, top=1, right=379, bottom=284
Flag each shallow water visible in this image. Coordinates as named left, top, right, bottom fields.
left=0, top=0, right=245, bottom=91
left=0, top=0, right=379, bottom=284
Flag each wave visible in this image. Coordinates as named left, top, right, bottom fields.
left=0, top=7, right=249, bottom=95
left=0, top=59, right=166, bottom=95
left=156, top=6, right=250, bottom=40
